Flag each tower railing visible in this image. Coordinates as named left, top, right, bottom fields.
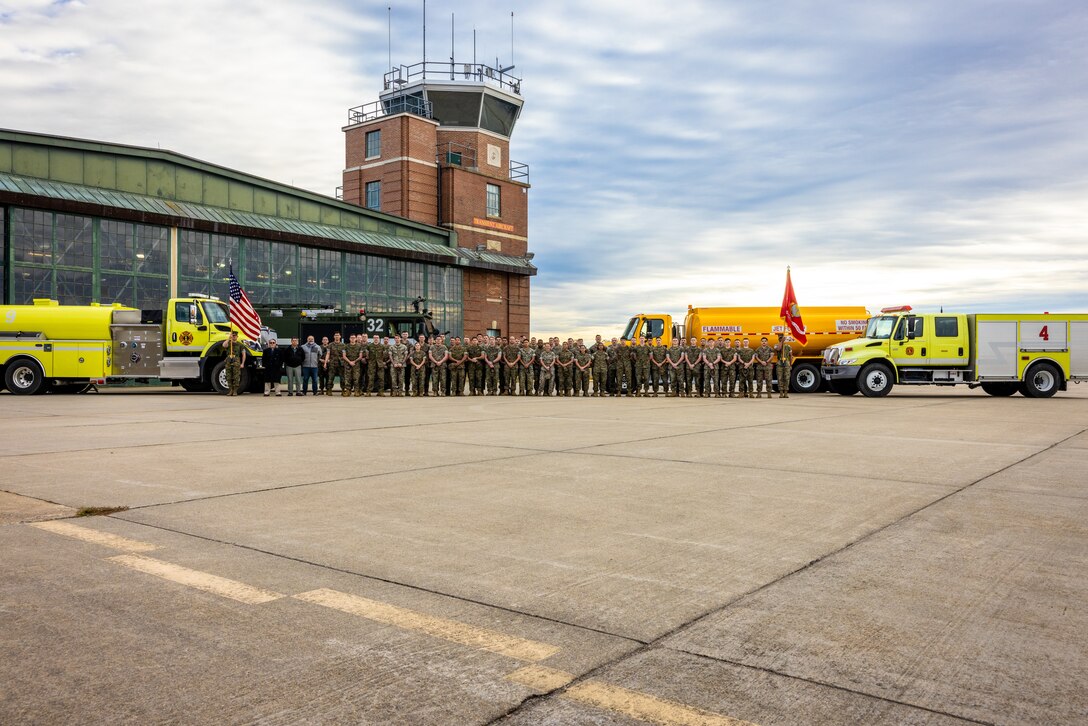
left=347, top=95, right=434, bottom=125
left=509, top=160, right=529, bottom=184
left=384, top=61, right=522, bottom=96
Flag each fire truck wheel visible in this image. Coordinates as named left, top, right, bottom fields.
left=1021, top=363, right=1060, bottom=398
left=980, top=382, right=1019, bottom=397
left=789, top=363, right=821, bottom=394
left=858, top=363, right=893, bottom=397
left=4, top=358, right=47, bottom=395
left=210, top=360, right=230, bottom=394
left=830, top=378, right=859, bottom=396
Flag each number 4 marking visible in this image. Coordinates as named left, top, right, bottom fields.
left=1039, top=325, right=1049, bottom=341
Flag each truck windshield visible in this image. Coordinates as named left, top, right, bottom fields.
left=621, top=317, right=640, bottom=340
left=864, top=316, right=897, bottom=339
left=203, top=302, right=230, bottom=324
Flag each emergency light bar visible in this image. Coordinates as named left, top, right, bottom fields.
left=880, top=305, right=913, bottom=313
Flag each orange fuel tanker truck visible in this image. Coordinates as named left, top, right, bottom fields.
left=620, top=305, right=869, bottom=393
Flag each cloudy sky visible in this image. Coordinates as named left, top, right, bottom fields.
left=2, top=0, right=1086, bottom=338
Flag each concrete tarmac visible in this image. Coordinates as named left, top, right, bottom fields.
left=1, top=386, right=1086, bottom=725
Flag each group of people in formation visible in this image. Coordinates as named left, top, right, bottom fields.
left=261, top=331, right=795, bottom=400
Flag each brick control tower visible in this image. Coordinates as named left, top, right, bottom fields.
left=342, top=60, right=532, bottom=337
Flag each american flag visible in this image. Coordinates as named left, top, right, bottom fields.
left=227, top=263, right=262, bottom=340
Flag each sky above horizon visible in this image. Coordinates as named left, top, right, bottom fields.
left=2, top=0, right=1086, bottom=339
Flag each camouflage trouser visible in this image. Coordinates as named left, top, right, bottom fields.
left=760, top=363, right=775, bottom=393
left=390, top=365, right=404, bottom=394
left=325, top=364, right=342, bottom=393
left=725, top=365, right=738, bottom=394
left=485, top=365, right=499, bottom=394
left=592, top=366, right=607, bottom=396
left=431, top=365, right=447, bottom=396
left=538, top=368, right=553, bottom=395
left=450, top=366, right=466, bottom=396
left=739, top=366, right=753, bottom=395
left=652, top=364, right=666, bottom=392
left=501, top=364, right=514, bottom=394
left=367, top=361, right=385, bottom=391
left=636, top=364, right=651, bottom=393
left=618, top=361, right=632, bottom=394
left=573, top=368, right=588, bottom=395
left=777, top=363, right=791, bottom=395
left=226, top=359, right=242, bottom=394
left=517, top=365, right=533, bottom=395
left=702, top=365, right=718, bottom=396
left=471, top=362, right=485, bottom=394
left=343, top=363, right=360, bottom=394
left=412, top=365, right=427, bottom=395
left=688, top=363, right=702, bottom=395
left=559, top=366, right=573, bottom=394
left=672, top=365, right=686, bottom=395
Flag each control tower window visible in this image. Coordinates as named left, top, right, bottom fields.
left=486, top=184, right=501, bottom=217
left=481, top=94, right=519, bottom=136
left=365, top=130, right=381, bottom=159
left=366, top=181, right=381, bottom=210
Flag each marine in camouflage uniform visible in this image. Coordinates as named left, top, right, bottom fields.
left=466, top=337, right=482, bottom=395
left=633, top=338, right=652, bottom=397
left=776, top=335, right=793, bottom=398
left=720, top=339, right=737, bottom=397
left=342, top=335, right=362, bottom=396
left=409, top=343, right=428, bottom=396
left=484, top=340, right=502, bottom=394
left=517, top=341, right=536, bottom=395
left=323, top=333, right=345, bottom=396
left=666, top=340, right=685, bottom=397
left=503, top=339, right=520, bottom=395
left=537, top=344, right=557, bottom=395
left=702, top=339, right=722, bottom=397
left=389, top=338, right=409, bottom=396
left=448, top=338, right=467, bottom=396
left=685, top=338, right=703, bottom=397
left=366, top=338, right=383, bottom=396
left=592, top=345, right=609, bottom=397
left=650, top=340, right=668, bottom=397
left=556, top=343, right=575, bottom=396
left=753, top=337, right=775, bottom=398
left=573, top=346, right=592, bottom=396
left=736, top=340, right=756, bottom=398
left=615, top=342, right=634, bottom=396
left=429, top=337, right=449, bottom=396
left=224, top=332, right=246, bottom=396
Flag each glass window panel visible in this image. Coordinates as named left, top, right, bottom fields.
left=100, top=219, right=134, bottom=271
left=137, top=277, right=168, bottom=310
left=365, top=255, right=386, bottom=293
left=179, top=278, right=212, bottom=297
left=365, top=129, right=381, bottom=158
left=134, top=224, right=169, bottom=275
left=12, top=208, right=52, bottom=265
left=245, top=238, right=270, bottom=286
left=481, top=94, right=518, bottom=137
left=319, top=249, right=341, bottom=291
left=100, top=272, right=135, bottom=307
left=179, top=230, right=210, bottom=278
left=54, top=214, right=94, bottom=268
left=365, top=181, right=381, bottom=210
left=427, top=90, right=482, bottom=127
left=387, top=259, right=406, bottom=298
left=298, top=246, right=319, bottom=290
left=271, top=242, right=296, bottom=286
left=486, top=184, right=501, bottom=217
left=345, top=291, right=367, bottom=310
left=56, top=268, right=94, bottom=305
left=13, top=265, right=52, bottom=303
left=407, top=262, right=425, bottom=300
left=210, top=235, right=238, bottom=284
left=0, top=207, right=5, bottom=304
left=271, top=285, right=298, bottom=305
left=344, top=253, right=366, bottom=293
left=247, top=285, right=272, bottom=305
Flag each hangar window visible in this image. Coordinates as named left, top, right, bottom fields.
left=935, top=317, right=959, bottom=338
left=486, top=183, right=501, bottom=217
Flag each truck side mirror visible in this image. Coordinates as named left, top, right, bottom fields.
left=907, top=329, right=916, bottom=340
left=188, top=304, right=198, bottom=325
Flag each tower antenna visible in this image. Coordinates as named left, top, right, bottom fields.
left=450, top=12, right=455, bottom=79
left=511, top=11, right=515, bottom=69
left=473, top=27, right=476, bottom=67
left=422, top=0, right=426, bottom=68
left=387, top=6, right=392, bottom=71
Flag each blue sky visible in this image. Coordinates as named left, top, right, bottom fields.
left=2, top=0, right=1086, bottom=338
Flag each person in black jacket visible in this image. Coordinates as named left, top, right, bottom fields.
left=282, top=337, right=305, bottom=396
left=262, top=339, right=284, bottom=397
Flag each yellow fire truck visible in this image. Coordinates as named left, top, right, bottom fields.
left=821, top=306, right=1088, bottom=397
left=620, top=306, right=870, bottom=393
left=0, top=296, right=263, bottom=395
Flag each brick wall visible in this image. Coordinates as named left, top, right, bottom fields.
left=343, top=114, right=440, bottom=225
left=440, top=167, right=528, bottom=256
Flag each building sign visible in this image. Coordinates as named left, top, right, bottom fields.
left=837, top=319, right=868, bottom=332
left=473, top=217, right=515, bottom=233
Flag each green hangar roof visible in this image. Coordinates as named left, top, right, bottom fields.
left=0, top=129, right=534, bottom=275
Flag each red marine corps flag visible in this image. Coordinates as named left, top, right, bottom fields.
left=780, top=267, right=808, bottom=345
left=227, top=262, right=262, bottom=340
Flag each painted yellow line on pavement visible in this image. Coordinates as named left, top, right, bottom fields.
left=564, top=680, right=758, bottom=726
left=109, top=554, right=284, bottom=605
left=30, top=520, right=158, bottom=553
left=505, top=664, right=576, bottom=692
left=294, top=588, right=560, bottom=662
